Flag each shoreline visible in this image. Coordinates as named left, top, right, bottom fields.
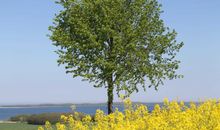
left=0, top=120, right=16, bottom=124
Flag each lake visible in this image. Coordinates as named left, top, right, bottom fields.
left=0, top=103, right=158, bottom=120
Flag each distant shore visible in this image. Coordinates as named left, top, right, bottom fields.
left=0, top=120, right=16, bottom=123
left=0, top=102, right=160, bottom=108
left=0, top=106, right=66, bottom=109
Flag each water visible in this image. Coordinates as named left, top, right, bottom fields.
left=0, top=103, right=157, bottom=120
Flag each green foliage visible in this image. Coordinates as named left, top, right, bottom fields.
left=50, top=0, right=183, bottom=98
left=9, top=114, right=31, bottom=122
left=0, top=123, right=38, bottom=130
left=27, top=112, right=86, bottom=125
left=9, top=112, right=86, bottom=125
left=26, top=113, right=61, bottom=125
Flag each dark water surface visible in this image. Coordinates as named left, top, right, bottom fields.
left=0, top=103, right=157, bottom=120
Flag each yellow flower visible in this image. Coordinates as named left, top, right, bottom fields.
left=60, top=115, right=68, bottom=122
left=82, top=115, right=92, bottom=124
left=45, top=121, right=52, bottom=130
left=38, top=126, right=44, bottom=130
left=56, top=122, right=66, bottom=130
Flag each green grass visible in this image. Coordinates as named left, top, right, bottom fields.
left=0, top=123, right=39, bottom=130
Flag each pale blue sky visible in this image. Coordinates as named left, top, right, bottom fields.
left=0, top=1, right=220, bottom=105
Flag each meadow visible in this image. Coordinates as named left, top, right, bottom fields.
left=0, top=123, right=39, bottom=130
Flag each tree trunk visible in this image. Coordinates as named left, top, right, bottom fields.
left=107, top=79, right=114, bottom=114
left=107, top=37, right=114, bottom=114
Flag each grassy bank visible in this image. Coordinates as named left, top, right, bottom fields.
left=0, top=123, right=39, bottom=130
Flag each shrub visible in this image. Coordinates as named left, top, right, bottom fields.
left=10, top=112, right=87, bottom=125
left=27, top=112, right=87, bottom=125
left=9, top=114, right=31, bottom=122
left=27, top=113, right=61, bottom=125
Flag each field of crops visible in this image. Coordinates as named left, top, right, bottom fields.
left=39, top=99, right=220, bottom=130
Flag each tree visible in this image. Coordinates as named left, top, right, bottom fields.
left=49, top=0, right=183, bottom=114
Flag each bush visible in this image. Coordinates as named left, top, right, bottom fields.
left=27, top=113, right=61, bottom=125
left=10, top=112, right=87, bottom=125
left=28, top=112, right=88, bottom=125
left=9, top=114, right=31, bottom=122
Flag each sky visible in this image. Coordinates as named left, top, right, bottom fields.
left=0, top=0, right=220, bottom=105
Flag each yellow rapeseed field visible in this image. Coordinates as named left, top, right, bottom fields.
left=38, top=98, right=220, bottom=130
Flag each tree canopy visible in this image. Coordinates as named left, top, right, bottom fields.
left=49, top=0, right=183, bottom=114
